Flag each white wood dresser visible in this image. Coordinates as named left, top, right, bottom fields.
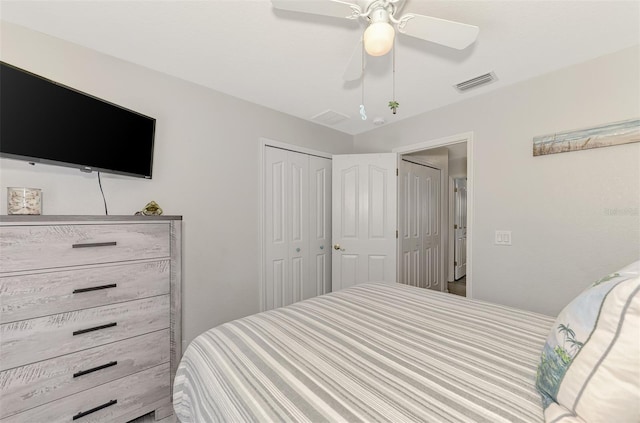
left=0, top=216, right=182, bottom=423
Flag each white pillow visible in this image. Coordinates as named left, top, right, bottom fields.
left=536, top=262, right=640, bottom=422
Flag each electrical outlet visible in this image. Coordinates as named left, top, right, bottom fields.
left=495, top=230, right=512, bottom=246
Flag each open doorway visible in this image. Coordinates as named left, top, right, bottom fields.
left=447, top=144, right=468, bottom=297
left=393, top=133, right=473, bottom=298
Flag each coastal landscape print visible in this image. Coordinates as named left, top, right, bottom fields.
left=533, top=118, right=640, bottom=156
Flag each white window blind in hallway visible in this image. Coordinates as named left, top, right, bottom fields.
left=263, top=146, right=331, bottom=311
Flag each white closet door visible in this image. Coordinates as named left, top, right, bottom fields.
left=287, top=151, right=309, bottom=306
left=308, top=156, right=332, bottom=297
left=264, top=147, right=288, bottom=309
left=399, top=160, right=441, bottom=290
left=422, top=165, right=441, bottom=290
left=264, top=146, right=331, bottom=311
left=399, top=160, right=422, bottom=287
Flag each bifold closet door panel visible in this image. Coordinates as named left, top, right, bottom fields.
left=399, top=161, right=421, bottom=287
left=422, top=165, right=441, bottom=291
left=264, top=147, right=289, bottom=310
left=287, top=151, right=309, bottom=306
left=264, top=147, right=332, bottom=310
left=399, top=160, right=441, bottom=290
left=308, top=156, right=332, bottom=297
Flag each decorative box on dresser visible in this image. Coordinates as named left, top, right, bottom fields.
left=0, top=216, right=182, bottom=423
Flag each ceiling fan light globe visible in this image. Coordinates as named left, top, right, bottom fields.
left=363, top=21, right=395, bottom=56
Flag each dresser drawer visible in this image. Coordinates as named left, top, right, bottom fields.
left=0, top=329, right=170, bottom=418
left=1, top=362, right=170, bottom=423
left=0, top=295, right=169, bottom=371
left=0, top=223, right=170, bottom=272
left=1, top=260, right=170, bottom=324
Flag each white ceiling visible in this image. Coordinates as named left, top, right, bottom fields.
left=1, top=1, right=638, bottom=135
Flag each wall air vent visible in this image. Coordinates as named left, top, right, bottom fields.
left=311, top=109, right=350, bottom=126
left=455, top=72, right=496, bottom=92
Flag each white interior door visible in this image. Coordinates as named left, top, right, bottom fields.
left=399, top=160, right=441, bottom=290
left=332, top=153, right=397, bottom=291
left=454, top=178, right=467, bottom=280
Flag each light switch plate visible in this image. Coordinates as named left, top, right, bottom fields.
left=495, top=230, right=512, bottom=246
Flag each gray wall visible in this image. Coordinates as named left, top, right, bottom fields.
left=2, top=20, right=638, bottom=331
left=355, top=46, right=640, bottom=316
left=0, top=22, right=354, bottom=346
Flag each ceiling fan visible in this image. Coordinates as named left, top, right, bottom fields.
left=272, top=0, right=479, bottom=81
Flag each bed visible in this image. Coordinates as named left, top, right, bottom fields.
left=173, top=282, right=556, bottom=423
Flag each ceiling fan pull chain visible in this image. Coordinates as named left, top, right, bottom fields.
left=389, top=35, right=399, bottom=115
left=360, top=41, right=367, bottom=121
left=393, top=36, right=396, bottom=100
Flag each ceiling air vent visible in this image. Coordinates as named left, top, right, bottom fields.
left=455, top=72, right=496, bottom=92
left=311, top=109, right=350, bottom=126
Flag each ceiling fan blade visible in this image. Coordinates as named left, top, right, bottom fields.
left=271, top=0, right=361, bottom=20
left=397, top=13, right=479, bottom=50
left=343, top=39, right=363, bottom=81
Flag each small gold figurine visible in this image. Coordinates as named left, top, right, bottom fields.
left=135, top=201, right=163, bottom=216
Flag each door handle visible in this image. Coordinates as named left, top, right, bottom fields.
left=333, top=244, right=345, bottom=251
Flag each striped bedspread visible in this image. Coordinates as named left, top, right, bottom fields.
left=173, top=283, right=554, bottom=423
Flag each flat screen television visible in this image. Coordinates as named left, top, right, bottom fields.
left=0, top=62, right=156, bottom=178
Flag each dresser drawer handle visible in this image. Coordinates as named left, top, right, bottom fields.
left=73, top=399, right=117, bottom=420
left=73, top=322, right=117, bottom=336
left=72, top=241, right=118, bottom=249
left=73, top=361, right=118, bottom=378
left=73, top=284, right=117, bottom=294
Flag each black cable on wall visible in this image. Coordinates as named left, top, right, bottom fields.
left=97, top=172, right=109, bottom=215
